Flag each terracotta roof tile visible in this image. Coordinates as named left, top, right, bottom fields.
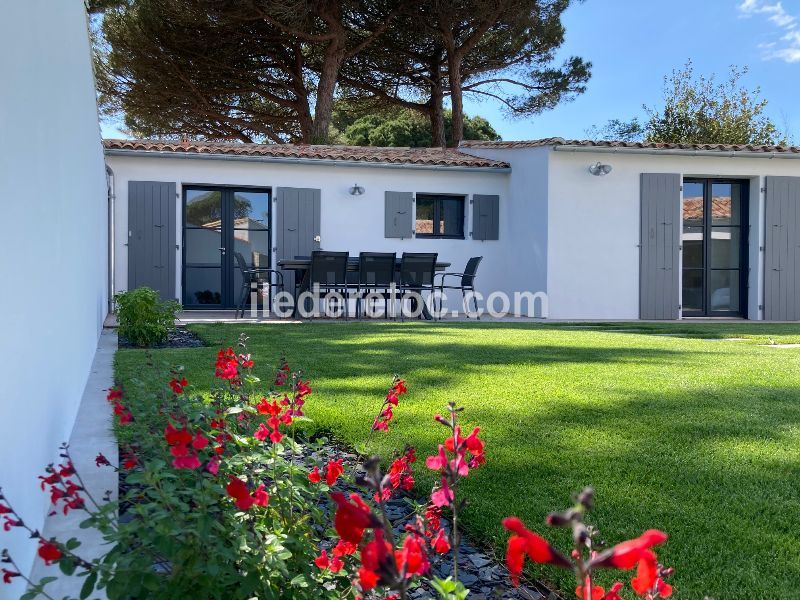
left=459, top=138, right=800, bottom=154
left=103, top=139, right=510, bottom=168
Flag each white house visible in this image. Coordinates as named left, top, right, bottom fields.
left=0, top=2, right=108, bottom=595
left=105, top=138, right=800, bottom=321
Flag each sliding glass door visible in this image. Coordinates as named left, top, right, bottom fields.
left=182, top=187, right=270, bottom=308
left=681, top=179, right=748, bottom=317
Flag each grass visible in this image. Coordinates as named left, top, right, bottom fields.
left=114, top=321, right=800, bottom=598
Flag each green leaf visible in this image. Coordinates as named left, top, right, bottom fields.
left=65, top=537, right=81, bottom=551
left=59, top=559, right=77, bottom=576
left=289, top=574, right=309, bottom=588
left=80, top=571, right=98, bottom=600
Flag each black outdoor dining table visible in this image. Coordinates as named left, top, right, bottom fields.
left=278, top=257, right=451, bottom=319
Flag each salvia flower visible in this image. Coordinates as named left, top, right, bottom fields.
left=325, top=459, right=344, bottom=486
left=226, top=476, right=269, bottom=511
left=2, top=569, right=20, bottom=584
left=169, top=377, right=187, bottom=394
left=37, top=540, right=62, bottom=566
left=502, top=517, right=571, bottom=586
left=590, top=530, right=668, bottom=570
left=331, top=492, right=376, bottom=545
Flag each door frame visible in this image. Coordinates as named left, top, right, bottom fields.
left=181, top=184, right=271, bottom=309
left=682, top=178, right=749, bottom=318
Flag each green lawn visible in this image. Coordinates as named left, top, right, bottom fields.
left=114, top=321, right=800, bottom=598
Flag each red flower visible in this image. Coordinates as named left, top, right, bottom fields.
left=164, top=424, right=192, bottom=446
left=630, top=550, right=658, bottom=595
left=431, top=528, right=451, bottom=554
left=314, top=549, right=344, bottom=572
left=332, top=539, right=357, bottom=557
left=430, top=478, right=454, bottom=508
left=359, top=529, right=391, bottom=590
left=331, top=492, right=375, bottom=544
left=295, top=381, right=312, bottom=398
left=575, top=583, right=606, bottom=600
left=315, top=549, right=331, bottom=569
left=395, top=534, right=429, bottom=577
left=169, top=377, right=187, bottom=394
left=270, top=428, right=283, bottom=444
left=206, top=456, right=220, bottom=475
left=95, top=453, right=111, bottom=468
left=192, top=432, right=209, bottom=450
left=253, top=484, right=269, bottom=507
left=172, top=454, right=201, bottom=470
left=215, top=348, right=240, bottom=382
left=256, top=398, right=281, bottom=416
left=2, top=517, right=20, bottom=531
left=37, top=540, right=62, bottom=565
left=122, top=453, right=138, bottom=470
left=254, top=423, right=270, bottom=442
left=393, top=379, right=407, bottom=395
left=106, top=387, right=123, bottom=402
left=591, top=530, right=668, bottom=570
left=604, top=582, right=625, bottom=600
left=2, top=569, right=20, bottom=584
left=502, top=517, right=571, bottom=586
left=325, top=459, right=344, bottom=486
left=226, top=476, right=267, bottom=510
left=308, top=466, right=322, bottom=484
left=425, top=445, right=449, bottom=471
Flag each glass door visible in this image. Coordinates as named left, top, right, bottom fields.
left=183, top=187, right=270, bottom=308
left=681, top=179, right=748, bottom=317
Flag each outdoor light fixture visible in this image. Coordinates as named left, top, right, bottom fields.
left=349, top=183, right=365, bottom=196
left=588, top=161, right=612, bottom=176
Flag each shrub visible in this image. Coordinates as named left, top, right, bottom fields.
left=114, top=287, right=180, bottom=347
left=0, top=338, right=675, bottom=600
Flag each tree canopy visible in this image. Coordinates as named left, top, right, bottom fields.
left=588, top=61, right=784, bottom=145
left=92, top=0, right=590, bottom=146
left=332, top=107, right=500, bottom=147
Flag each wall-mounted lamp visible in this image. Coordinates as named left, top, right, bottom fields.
left=349, top=183, right=365, bottom=196
left=588, top=161, right=612, bottom=176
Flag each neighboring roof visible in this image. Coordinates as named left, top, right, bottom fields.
left=460, top=137, right=800, bottom=155
left=103, top=139, right=510, bottom=170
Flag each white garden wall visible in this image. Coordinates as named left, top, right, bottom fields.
left=0, top=2, right=108, bottom=594
left=106, top=155, right=516, bottom=313
left=547, top=150, right=800, bottom=320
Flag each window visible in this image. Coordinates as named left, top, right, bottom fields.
left=415, top=194, right=465, bottom=238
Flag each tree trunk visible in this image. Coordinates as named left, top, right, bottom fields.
left=311, top=43, right=344, bottom=144
left=447, top=52, right=464, bottom=148
left=429, top=53, right=446, bottom=147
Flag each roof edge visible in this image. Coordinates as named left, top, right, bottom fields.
left=103, top=147, right=512, bottom=173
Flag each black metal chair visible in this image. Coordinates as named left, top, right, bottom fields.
left=234, top=251, right=284, bottom=318
left=355, top=252, right=396, bottom=319
left=308, top=251, right=349, bottom=318
left=435, top=256, right=483, bottom=319
left=398, top=252, right=437, bottom=320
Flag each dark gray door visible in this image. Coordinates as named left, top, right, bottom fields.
left=765, top=176, right=800, bottom=320
left=640, top=173, right=681, bottom=320
left=276, top=187, right=321, bottom=291
left=128, top=180, right=177, bottom=300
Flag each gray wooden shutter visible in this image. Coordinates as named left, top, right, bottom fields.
left=765, top=176, right=800, bottom=320
left=276, top=187, right=321, bottom=293
left=385, top=191, right=413, bottom=238
left=128, top=180, right=176, bottom=300
left=640, top=173, right=680, bottom=319
left=472, top=194, right=499, bottom=240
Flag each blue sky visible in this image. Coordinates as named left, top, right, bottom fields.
left=101, top=0, right=800, bottom=143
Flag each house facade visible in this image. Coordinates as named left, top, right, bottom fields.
left=105, top=138, right=800, bottom=321
left=0, top=2, right=109, bottom=595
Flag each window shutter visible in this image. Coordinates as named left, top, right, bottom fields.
left=640, top=173, right=680, bottom=320
left=385, top=191, right=413, bottom=238
left=472, top=194, right=499, bottom=240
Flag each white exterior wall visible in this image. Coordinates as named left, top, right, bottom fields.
left=0, top=2, right=108, bottom=594
left=459, top=147, right=550, bottom=304
left=105, top=156, right=513, bottom=312
left=546, top=150, right=800, bottom=320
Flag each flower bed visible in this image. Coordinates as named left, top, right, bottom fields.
left=2, top=334, right=674, bottom=599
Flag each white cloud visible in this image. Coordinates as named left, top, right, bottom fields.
left=738, top=0, right=800, bottom=62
